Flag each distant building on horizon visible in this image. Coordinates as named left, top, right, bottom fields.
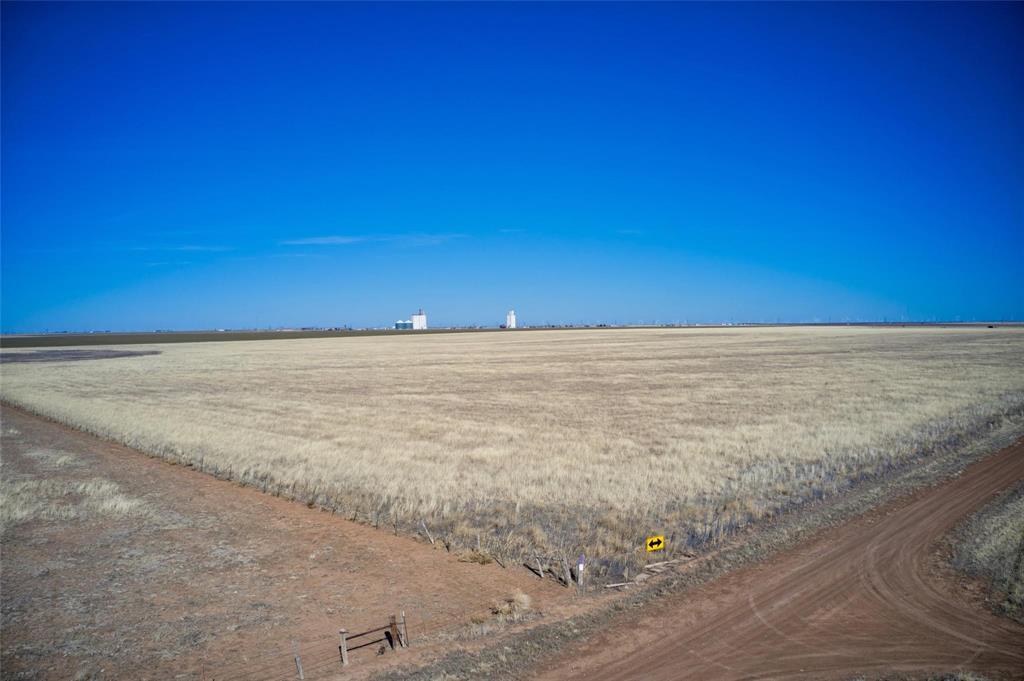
left=395, top=308, right=427, bottom=330
left=506, top=310, right=517, bottom=329
left=411, top=309, right=427, bottom=330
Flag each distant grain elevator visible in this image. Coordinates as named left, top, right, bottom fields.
left=395, top=309, right=427, bottom=330
left=411, top=309, right=427, bottom=330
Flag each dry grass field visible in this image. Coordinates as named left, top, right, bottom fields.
left=3, top=326, right=1023, bottom=575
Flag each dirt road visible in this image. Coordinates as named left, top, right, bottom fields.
left=536, top=439, right=1024, bottom=681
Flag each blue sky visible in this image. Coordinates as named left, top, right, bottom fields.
left=2, top=2, right=1022, bottom=332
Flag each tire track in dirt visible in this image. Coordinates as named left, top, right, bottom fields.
left=535, top=440, right=1024, bottom=680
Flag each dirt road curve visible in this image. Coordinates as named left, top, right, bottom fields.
left=536, top=440, right=1024, bottom=681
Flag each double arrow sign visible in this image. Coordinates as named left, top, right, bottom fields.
left=646, top=535, right=666, bottom=552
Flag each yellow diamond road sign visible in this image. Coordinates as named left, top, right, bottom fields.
left=646, top=535, right=666, bottom=552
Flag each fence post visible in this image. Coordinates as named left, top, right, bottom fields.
left=400, top=610, right=409, bottom=647
left=292, top=640, right=305, bottom=679
left=339, top=628, right=349, bottom=666
left=389, top=615, right=401, bottom=650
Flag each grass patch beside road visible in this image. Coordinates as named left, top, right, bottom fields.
left=952, top=482, right=1024, bottom=623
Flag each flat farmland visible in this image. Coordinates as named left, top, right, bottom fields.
left=3, top=326, right=1023, bottom=576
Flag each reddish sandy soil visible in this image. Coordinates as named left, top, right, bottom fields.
left=0, top=406, right=570, bottom=681
left=534, top=439, right=1024, bottom=681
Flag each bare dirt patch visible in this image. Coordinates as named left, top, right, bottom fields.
left=0, top=349, right=161, bottom=363
left=0, top=406, right=570, bottom=681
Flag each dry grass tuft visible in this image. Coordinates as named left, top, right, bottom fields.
left=490, top=589, right=532, bottom=620
left=23, top=448, right=83, bottom=469
left=0, top=476, right=149, bottom=531
left=458, top=550, right=494, bottom=565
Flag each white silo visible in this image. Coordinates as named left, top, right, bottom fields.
left=506, top=310, right=517, bottom=329
left=411, top=309, right=427, bottom=330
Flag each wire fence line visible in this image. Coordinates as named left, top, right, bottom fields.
left=214, top=637, right=345, bottom=681
left=207, top=613, right=419, bottom=681
left=211, top=635, right=333, bottom=680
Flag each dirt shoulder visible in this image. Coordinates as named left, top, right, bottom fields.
left=0, top=405, right=571, bottom=681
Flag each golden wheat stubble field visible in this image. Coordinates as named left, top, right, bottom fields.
left=3, top=326, right=1023, bottom=576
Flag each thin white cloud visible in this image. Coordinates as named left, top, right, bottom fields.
left=280, top=233, right=465, bottom=247
left=172, top=245, right=233, bottom=252
left=394, top=233, right=466, bottom=246
left=280, top=236, right=369, bottom=246
left=128, top=244, right=232, bottom=252
left=226, top=252, right=328, bottom=262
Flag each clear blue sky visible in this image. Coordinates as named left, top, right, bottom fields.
left=2, top=2, right=1022, bottom=332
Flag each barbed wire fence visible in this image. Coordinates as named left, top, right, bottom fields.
left=206, top=612, right=414, bottom=681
